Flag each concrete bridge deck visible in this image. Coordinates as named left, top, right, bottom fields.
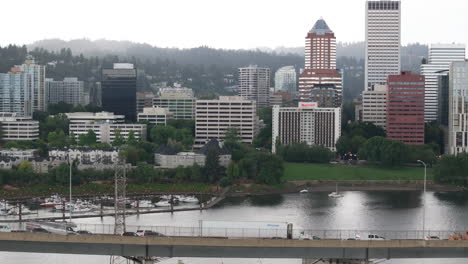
left=0, top=233, right=467, bottom=259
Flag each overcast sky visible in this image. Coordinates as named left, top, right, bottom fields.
left=1, top=0, right=467, bottom=49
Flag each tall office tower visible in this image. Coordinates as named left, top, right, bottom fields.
left=153, top=87, right=195, bottom=119
left=0, top=69, right=29, bottom=116
left=298, top=18, right=342, bottom=107
left=46, top=77, right=85, bottom=106
left=386, top=72, right=425, bottom=145
left=365, top=1, right=401, bottom=91
left=362, top=85, right=387, bottom=129
left=101, top=63, right=137, bottom=121
left=195, top=96, right=256, bottom=148
left=272, top=103, right=341, bottom=153
left=274, top=66, right=297, bottom=94
left=239, top=65, right=270, bottom=108
left=17, top=58, right=47, bottom=113
left=448, top=61, right=468, bottom=154
left=421, top=44, right=466, bottom=122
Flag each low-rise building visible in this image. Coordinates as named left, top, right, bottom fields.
left=69, top=123, right=146, bottom=143
left=155, top=139, right=231, bottom=169
left=29, top=157, right=62, bottom=173
left=65, top=111, right=125, bottom=125
left=0, top=148, right=37, bottom=160
left=136, top=92, right=155, bottom=113
left=272, top=103, right=341, bottom=153
left=153, top=87, right=195, bottom=119
left=49, top=148, right=120, bottom=165
left=137, top=107, right=174, bottom=126
left=0, top=113, right=39, bottom=141
left=0, top=157, right=17, bottom=169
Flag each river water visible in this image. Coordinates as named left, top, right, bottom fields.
left=0, top=190, right=467, bottom=264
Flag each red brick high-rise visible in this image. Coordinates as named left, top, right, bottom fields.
left=298, top=18, right=342, bottom=107
left=386, top=71, right=425, bottom=145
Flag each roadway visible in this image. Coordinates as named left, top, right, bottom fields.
left=0, top=233, right=467, bottom=259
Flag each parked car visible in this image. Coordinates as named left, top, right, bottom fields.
left=122, top=232, right=138, bottom=237
left=0, top=225, right=11, bottom=232
left=76, top=230, right=92, bottom=235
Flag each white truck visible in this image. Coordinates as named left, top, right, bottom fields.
left=199, top=220, right=293, bottom=239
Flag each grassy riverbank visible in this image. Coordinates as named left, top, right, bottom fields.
left=283, top=163, right=433, bottom=181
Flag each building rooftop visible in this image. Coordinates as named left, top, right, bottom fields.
left=196, top=139, right=231, bottom=155
left=309, top=18, right=334, bottom=35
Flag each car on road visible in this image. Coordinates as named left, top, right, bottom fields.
left=31, top=228, right=51, bottom=234
left=0, top=225, right=11, bottom=232
left=122, top=232, right=139, bottom=237
left=366, top=234, right=385, bottom=240
left=76, top=230, right=93, bottom=235
left=136, top=230, right=165, bottom=237
left=425, top=235, right=440, bottom=240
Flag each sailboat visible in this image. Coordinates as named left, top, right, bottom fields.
left=328, top=183, right=343, bottom=198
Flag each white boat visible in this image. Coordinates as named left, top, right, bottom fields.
left=0, top=209, right=9, bottom=216
left=178, top=196, right=198, bottom=203
left=328, top=184, right=343, bottom=198
left=299, top=189, right=309, bottom=193
left=9, top=207, right=33, bottom=215
left=155, top=200, right=171, bottom=207
left=26, top=221, right=77, bottom=235
left=40, top=195, right=62, bottom=207
left=131, top=200, right=154, bottom=208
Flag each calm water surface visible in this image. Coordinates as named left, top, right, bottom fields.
left=1, top=191, right=467, bottom=264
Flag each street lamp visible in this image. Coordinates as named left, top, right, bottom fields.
left=68, top=152, right=73, bottom=223
left=417, top=160, right=427, bottom=239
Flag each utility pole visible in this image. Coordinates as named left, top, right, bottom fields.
left=114, top=157, right=127, bottom=235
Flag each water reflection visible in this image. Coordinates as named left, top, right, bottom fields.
left=434, top=191, right=468, bottom=206
left=250, top=194, right=284, bottom=206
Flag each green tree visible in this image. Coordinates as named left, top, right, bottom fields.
left=204, top=149, right=223, bottom=183
left=69, top=131, right=77, bottom=146
left=226, top=162, right=241, bottom=180
left=40, top=114, right=69, bottom=139
left=434, top=153, right=468, bottom=186
left=190, top=162, right=204, bottom=182
left=127, top=130, right=138, bottom=145
left=47, top=130, right=67, bottom=148
left=78, top=129, right=97, bottom=146
left=112, top=129, right=126, bottom=147
left=150, top=126, right=176, bottom=146
left=336, top=135, right=351, bottom=155
left=350, top=136, right=367, bottom=154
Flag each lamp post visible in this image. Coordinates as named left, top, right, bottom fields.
left=417, top=160, right=427, bottom=239
left=69, top=152, right=72, bottom=223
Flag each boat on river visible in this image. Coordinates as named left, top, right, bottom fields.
left=328, top=184, right=343, bottom=198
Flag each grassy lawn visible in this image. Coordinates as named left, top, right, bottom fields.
left=283, top=162, right=433, bottom=181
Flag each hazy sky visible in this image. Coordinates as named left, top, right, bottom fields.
left=2, top=0, right=467, bottom=49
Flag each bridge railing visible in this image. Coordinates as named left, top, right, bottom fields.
left=6, top=222, right=467, bottom=240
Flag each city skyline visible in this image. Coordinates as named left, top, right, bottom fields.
left=1, top=0, right=467, bottom=50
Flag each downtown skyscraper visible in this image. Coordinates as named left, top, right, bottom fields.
left=421, top=44, right=466, bottom=122
left=298, top=18, right=342, bottom=107
left=365, top=0, right=401, bottom=91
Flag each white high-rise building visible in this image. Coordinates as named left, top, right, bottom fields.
left=448, top=61, right=468, bottom=154
left=0, top=70, right=29, bottom=116
left=17, top=58, right=47, bottom=112
left=239, top=65, right=270, bottom=108
left=46, top=77, right=86, bottom=106
left=272, top=103, right=341, bottom=153
left=274, top=66, right=297, bottom=94
left=421, top=44, right=466, bottom=122
left=365, top=0, right=401, bottom=91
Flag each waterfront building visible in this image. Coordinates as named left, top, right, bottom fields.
left=0, top=112, right=39, bottom=141
left=239, top=65, right=270, bottom=108
left=153, top=87, right=195, bottom=119
left=362, top=85, right=387, bottom=129
left=421, top=44, right=466, bottom=122
left=274, top=66, right=297, bottom=94
left=0, top=148, right=37, bottom=161
left=65, top=111, right=125, bottom=124
left=448, top=61, right=468, bottom=154
left=0, top=70, right=29, bottom=116
left=46, top=77, right=86, bottom=106
left=272, top=103, right=341, bottom=153
left=137, top=107, right=174, bottom=126
left=49, top=148, right=120, bottom=165
left=365, top=0, right=401, bottom=91
left=386, top=72, right=425, bottom=144
left=102, top=63, right=137, bottom=121
left=194, top=96, right=256, bottom=148
left=298, top=18, right=342, bottom=107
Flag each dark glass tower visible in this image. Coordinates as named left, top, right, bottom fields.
left=101, top=64, right=137, bottom=121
